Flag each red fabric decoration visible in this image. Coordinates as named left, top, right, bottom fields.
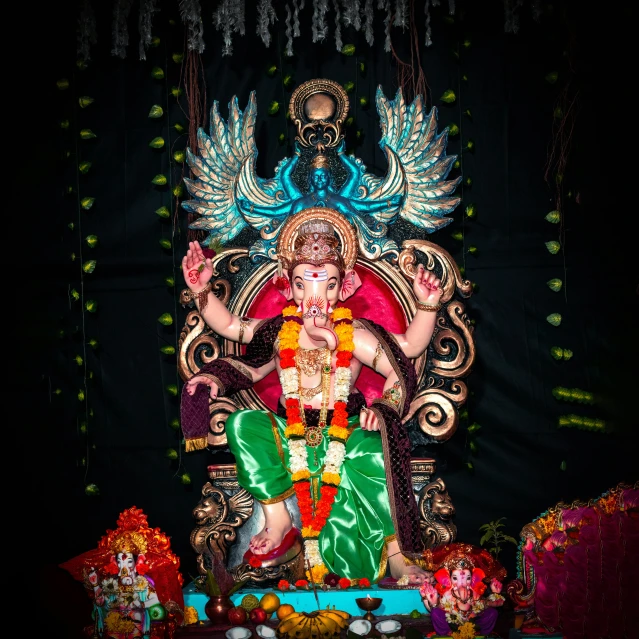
left=59, top=506, right=184, bottom=608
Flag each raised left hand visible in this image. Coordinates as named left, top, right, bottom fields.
left=413, top=263, right=443, bottom=304
left=490, top=578, right=503, bottom=594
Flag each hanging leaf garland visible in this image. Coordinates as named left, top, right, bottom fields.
left=550, top=346, right=573, bottom=361
left=546, top=278, right=563, bottom=292
left=546, top=313, right=562, bottom=326
left=552, top=387, right=595, bottom=404
left=82, top=260, right=97, bottom=273
left=149, top=136, right=165, bottom=149
left=558, top=415, right=606, bottom=432
left=440, top=89, right=456, bottom=103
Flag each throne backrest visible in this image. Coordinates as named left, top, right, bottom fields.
left=177, top=233, right=475, bottom=449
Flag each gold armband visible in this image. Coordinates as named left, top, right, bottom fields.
left=416, top=300, right=442, bottom=312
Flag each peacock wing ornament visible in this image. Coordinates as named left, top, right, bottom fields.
left=181, top=84, right=460, bottom=262
left=363, top=86, right=461, bottom=232
left=182, top=91, right=300, bottom=258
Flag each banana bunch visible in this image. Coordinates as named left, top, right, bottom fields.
left=276, top=608, right=350, bottom=639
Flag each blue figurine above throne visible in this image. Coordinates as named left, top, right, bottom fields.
left=177, top=78, right=473, bottom=593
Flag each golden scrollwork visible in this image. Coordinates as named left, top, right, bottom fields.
left=404, top=390, right=459, bottom=441
left=208, top=398, right=240, bottom=447
left=177, top=310, right=221, bottom=382
left=190, top=482, right=254, bottom=572
left=277, top=207, right=359, bottom=270
left=288, top=79, right=349, bottom=150
left=398, top=239, right=473, bottom=302
left=429, top=301, right=475, bottom=376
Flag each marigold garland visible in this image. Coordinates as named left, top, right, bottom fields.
left=277, top=304, right=355, bottom=583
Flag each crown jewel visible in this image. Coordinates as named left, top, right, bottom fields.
left=286, top=219, right=345, bottom=274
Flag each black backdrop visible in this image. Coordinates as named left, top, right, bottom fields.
left=19, top=0, right=637, bottom=615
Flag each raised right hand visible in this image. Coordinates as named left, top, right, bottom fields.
left=185, top=376, right=219, bottom=400
left=419, top=582, right=439, bottom=608
left=182, top=241, right=214, bottom=292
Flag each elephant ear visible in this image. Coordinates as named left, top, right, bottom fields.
left=339, top=269, right=362, bottom=301
left=434, top=568, right=451, bottom=591
left=471, top=567, right=487, bottom=597
left=272, top=270, right=293, bottom=300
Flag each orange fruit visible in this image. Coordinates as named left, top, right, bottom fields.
left=259, top=592, right=281, bottom=615
left=276, top=603, right=295, bottom=620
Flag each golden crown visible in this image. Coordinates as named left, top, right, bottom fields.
left=110, top=531, right=148, bottom=556
left=310, top=152, right=330, bottom=170
left=442, top=554, right=474, bottom=572
left=286, top=219, right=345, bottom=275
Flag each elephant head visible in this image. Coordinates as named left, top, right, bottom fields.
left=273, top=218, right=361, bottom=349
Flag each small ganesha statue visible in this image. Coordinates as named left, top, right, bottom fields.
left=419, top=543, right=505, bottom=636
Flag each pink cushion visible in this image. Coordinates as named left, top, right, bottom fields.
left=244, top=265, right=408, bottom=411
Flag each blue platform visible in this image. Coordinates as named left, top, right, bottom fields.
left=183, top=582, right=428, bottom=619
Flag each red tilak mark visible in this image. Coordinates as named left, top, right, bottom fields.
left=306, top=295, right=325, bottom=310
left=187, top=269, right=200, bottom=285
left=312, top=272, right=318, bottom=278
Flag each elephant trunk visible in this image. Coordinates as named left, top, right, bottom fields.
left=303, top=316, right=338, bottom=351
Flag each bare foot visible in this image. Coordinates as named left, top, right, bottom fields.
left=248, top=502, right=293, bottom=555
left=388, top=552, right=435, bottom=585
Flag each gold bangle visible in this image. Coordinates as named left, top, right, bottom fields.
left=416, top=300, right=442, bottom=312
left=193, top=282, right=212, bottom=312
left=238, top=316, right=251, bottom=345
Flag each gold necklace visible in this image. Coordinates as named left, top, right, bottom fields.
left=296, top=346, right=329, bottom=376
left=298, top=349, right=332, bottom=466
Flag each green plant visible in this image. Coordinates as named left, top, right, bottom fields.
left=193, top=559, right=247, bottom=597
left=478, top=517, right=518, bottom=559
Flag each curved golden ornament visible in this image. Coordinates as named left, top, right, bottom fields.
left=211, top=279, right=231, bottom=306
left=398, top=240, right=473, bottom=302
left=209, top=248, right=249, bottom=277
left=289, top=79, right=349, bottom=149
left=407, top=391, right=458, bottom=441
left=177, top=310, right=221, bottom=382
left=208, top=397, right=240, bottom=447
left=429, top=302, right=475, bottom=376
left=277, top=207, right=359, bottom=270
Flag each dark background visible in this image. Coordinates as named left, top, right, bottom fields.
left=16, top=0, right=637, bottom=631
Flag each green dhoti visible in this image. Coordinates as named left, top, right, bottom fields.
left=226, top=409, right=395, bottom=581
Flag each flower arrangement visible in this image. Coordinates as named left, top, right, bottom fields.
left=277, top=305, right=355, bottom=584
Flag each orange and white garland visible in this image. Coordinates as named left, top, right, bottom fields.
left=278, top=305, right=355, bottom=583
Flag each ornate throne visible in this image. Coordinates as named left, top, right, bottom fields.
left=177, top=79, right=475, bottom=585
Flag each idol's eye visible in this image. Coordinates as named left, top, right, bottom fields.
left=328, top=282, right=336, bottom=290
left=295, top=281, right=303, bottom=289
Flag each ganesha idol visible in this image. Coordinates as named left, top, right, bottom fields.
left=60, top=507, right=184, bottom=639
left=419, top=543, right=506, bottom=636
left=180, top=214, right=443, bottom=585
left=178, top=79, right=473, bottom=587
